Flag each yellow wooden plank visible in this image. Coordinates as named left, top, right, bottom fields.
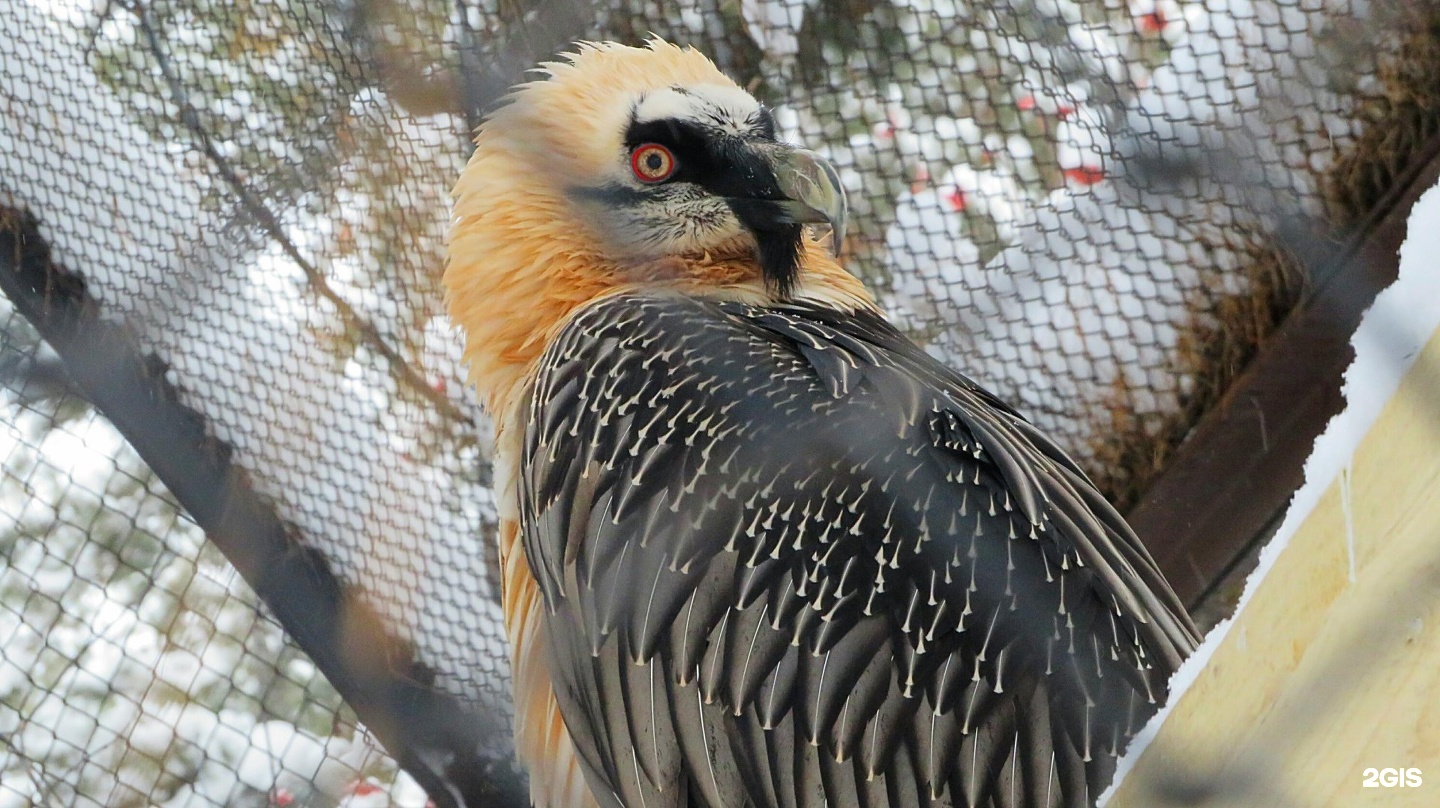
left=1107, top=325, right=1440, bottom=807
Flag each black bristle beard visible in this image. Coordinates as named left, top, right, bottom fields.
left=755, top=224, right=804, bottom=300
left=724, top=197, right=804, bottom=299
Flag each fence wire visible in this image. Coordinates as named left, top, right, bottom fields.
left=0, top=0, right=1428, bottom=805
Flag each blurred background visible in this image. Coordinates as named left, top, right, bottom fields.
left=2, top=0, right=1437, bottom=805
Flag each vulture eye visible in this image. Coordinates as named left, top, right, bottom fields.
left=630, top=143, right=677, bottom=183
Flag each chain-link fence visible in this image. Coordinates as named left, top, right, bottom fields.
left=0, top=321, right=393, bottom=806
left=2, top=0, right=1436, bottom=805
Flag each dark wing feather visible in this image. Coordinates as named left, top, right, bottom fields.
left=519, top=293, right=1199, bottom=808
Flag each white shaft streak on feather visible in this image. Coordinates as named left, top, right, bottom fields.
left=630, top=748, right=650, bottom=808
left=737, top=604, right=771, bottom=715
left=968, top=719, right=980, bottom=800
left=695, top=687, right=723, bottom=801
left=638, top=553, right=669, bottom=660
left=865, top=714, right=881, bottom=780
left=1009, top=732, right=1019, bottom=806
left=649, top=661, right=661, bottom=792
left=1047, top=752, right=1056, bottom=807
left=811, top=649, right=831, bottom=745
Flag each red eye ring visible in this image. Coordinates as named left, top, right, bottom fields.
left=630, top=143, right=677, bottom=183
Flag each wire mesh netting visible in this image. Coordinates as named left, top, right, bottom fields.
left=1, top=0, right=1434, bottom=805
left=0, top=315, right=407, bottom=806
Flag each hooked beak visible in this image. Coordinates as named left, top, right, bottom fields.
left=771, top=148, right=848, bottom=258
left=717, top=144, right=849, bottom=299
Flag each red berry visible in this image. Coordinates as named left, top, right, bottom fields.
left=1064, top=167, right=1106, bottom=186
left=1137, top=11, right=1166, bottom=33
